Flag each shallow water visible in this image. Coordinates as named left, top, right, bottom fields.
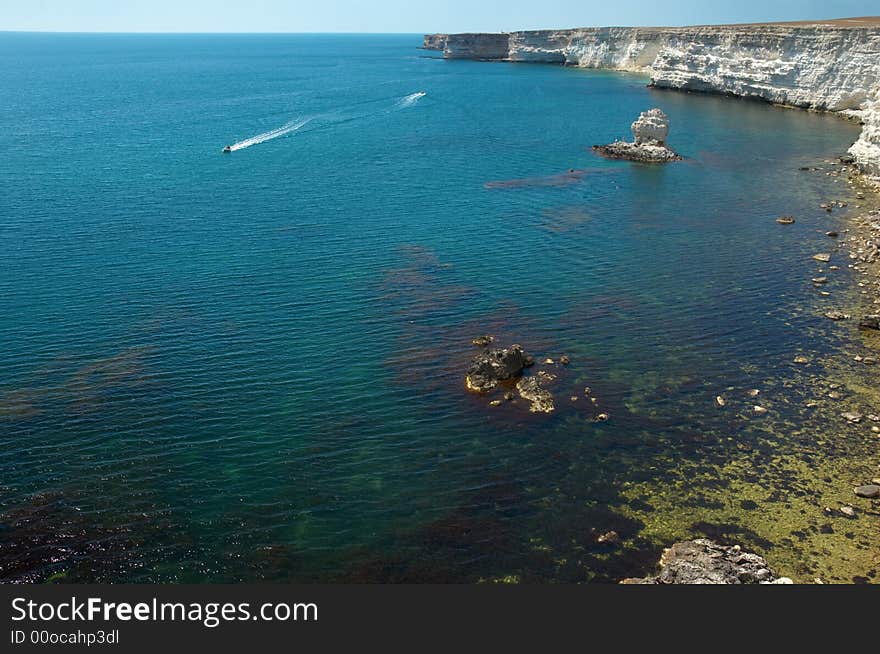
left=0, top=33, right=873, bottom=583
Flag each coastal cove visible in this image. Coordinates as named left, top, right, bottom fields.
left=425, top=18, right=880, bottom=181
left=0, top=32, right=878, bottom=584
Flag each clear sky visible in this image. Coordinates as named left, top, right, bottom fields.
left=2, top=0, right=878, bottom=33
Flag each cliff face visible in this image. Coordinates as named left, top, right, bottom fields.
left=424, top=20, right=880, bottom=177
left=422, top=34, right=448, bottom=51
left=437, top=33, right=510, bottom=60
left=850, top=89, right=880, bottom=175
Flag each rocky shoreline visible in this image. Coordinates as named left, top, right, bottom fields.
left=826, top=162, right=880, bottom=515
left=462, top=148, right=880, bottom=585
left=634, top=162, right=880, bottom=584
left=622, top=540, right=792, bottom=584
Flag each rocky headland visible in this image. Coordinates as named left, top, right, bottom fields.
left=425, top=17, right=880, bottom=180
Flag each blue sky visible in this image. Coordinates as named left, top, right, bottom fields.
left=2, top=0, right=877, bottom=33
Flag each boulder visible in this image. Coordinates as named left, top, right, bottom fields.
left=854, top=484, right=880, bottom=499
left=621, top=539, right=789, bottom=584
left=465, top=345, right=527, bottom=393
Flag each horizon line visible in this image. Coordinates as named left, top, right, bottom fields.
left=2, top=16, right=879, bottom=36
left=0, top=30, right=425, bottom=35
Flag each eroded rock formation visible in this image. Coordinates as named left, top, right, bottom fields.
left=593, top=108, right=682, bottom=162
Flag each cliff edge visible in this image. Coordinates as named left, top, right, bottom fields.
left=424, top=18, right=880, bottom=177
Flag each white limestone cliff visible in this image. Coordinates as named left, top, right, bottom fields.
left=849, top=86, right=880, bottom=176
left=424, top=19, right=880, bottom=178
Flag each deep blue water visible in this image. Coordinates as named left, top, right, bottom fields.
left=0, top=33, right=864, bottom=582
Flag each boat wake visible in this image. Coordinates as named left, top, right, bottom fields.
left=223, top=91, right=426, bottom=153
left=227, top=118, right=312, bottom=152
left=396, top=91, right=427, bottom=109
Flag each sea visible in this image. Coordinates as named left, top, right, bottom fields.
left=0, top=33, right=873, bottom=583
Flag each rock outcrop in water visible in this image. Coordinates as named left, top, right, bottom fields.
left=424, top=18, right=880, bottom=180
left=516, top=375, right=555, bottom=413
left=621, top=539, right=792, bottom=584
left=465, top=345, right=528, bottom=392
left=593, top=108, right=682, bottom=162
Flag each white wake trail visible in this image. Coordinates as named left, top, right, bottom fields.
left=396, top=91, right=426, bottom=109
left=223, top=92, right=425, bottom=152
left=228, top=117, right=312, bottom=151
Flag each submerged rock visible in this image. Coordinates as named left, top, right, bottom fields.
left=858, top=315, right=880, bottom=330
left=471, top=335, right=495, bottom=347
left=593, top=108, right=681, bottom=163
left=516, top=376, right=555, bottom=414
left=465, top=345, right=527, bottom=393
left=824, top=311, right=850, bottom=321
left=621, top=539, right=788, bottom=585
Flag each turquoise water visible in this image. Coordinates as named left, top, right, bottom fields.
left=0, top=33, right=864, bottom=582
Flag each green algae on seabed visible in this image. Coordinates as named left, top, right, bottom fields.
left=612, top=165, right=880, bottom=584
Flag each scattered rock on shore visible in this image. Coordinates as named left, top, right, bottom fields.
left=840, top=506, right=857, bottom=518
left=854, top=484, right=880, bottom=498
left=621, top=539, right=790, bottom=584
